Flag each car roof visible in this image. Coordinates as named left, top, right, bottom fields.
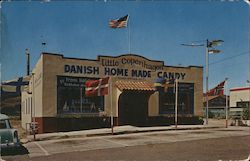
left=0, top=113, right=9, bottom=120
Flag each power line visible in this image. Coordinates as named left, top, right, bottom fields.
left=209, top=51, right=249, bottom=65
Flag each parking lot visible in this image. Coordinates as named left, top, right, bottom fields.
left=23, top=126, right=250, bottom=158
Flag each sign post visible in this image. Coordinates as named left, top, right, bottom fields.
left=110, top=77, right=114, bottom=134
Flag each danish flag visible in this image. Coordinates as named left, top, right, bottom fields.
left=85, top=77, right=110, bottom=97
left=207, top=80, right=225, bottom=96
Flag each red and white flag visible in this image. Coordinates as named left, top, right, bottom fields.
left=85, top=77, right=110, bottom=97
left=207, top=80, right=225, bottom=96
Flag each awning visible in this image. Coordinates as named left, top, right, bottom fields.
left=115, top=80, right=155, bottom=91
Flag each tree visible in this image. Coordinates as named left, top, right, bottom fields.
left=242, top=107, right=250, bottom=120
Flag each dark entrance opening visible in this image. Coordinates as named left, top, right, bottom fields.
left=118, top=90, right=153, bottom=126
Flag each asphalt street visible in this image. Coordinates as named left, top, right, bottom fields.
left=2, top=126, right=250, bottom=161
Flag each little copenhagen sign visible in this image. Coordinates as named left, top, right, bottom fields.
left=64, top=55, right=186, bottom=80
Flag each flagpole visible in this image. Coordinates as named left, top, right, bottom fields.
left=127, top=14, right=131, bottom=54
left=80, top=87, right=82, bottom=113
left=175, top=79, right=178, bottom=129
left=110, top=77, right=114, bottom=134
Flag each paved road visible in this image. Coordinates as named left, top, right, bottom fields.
left=2, top=126, right=250, bottom=161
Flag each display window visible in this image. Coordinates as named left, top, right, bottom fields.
left=57, top=76, right=104, bottom=114
left=159, top=83, right=194, bottom=115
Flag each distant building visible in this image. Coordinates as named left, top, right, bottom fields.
left=229, top=87, right=250, bottom=119
left=0, top=76, right=30, bottom=116
left=203, top=95, right=228, bottom=118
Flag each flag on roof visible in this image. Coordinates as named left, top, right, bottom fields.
left=207, top=80, right=225, bottom=96
left=109, top=15, right=129, bottom=28
left=85, top=77, right=110, bottom=97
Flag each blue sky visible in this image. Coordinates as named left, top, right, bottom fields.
left=0, top=0, right=249, bottom=92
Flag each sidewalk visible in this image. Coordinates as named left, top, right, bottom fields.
left=23, top=120, right=227, bottom=143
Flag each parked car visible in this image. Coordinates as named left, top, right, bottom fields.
left=0, top=113, right=20, bottom=148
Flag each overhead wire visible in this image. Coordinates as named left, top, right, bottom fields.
left=209, top=51, right=249, bottom=65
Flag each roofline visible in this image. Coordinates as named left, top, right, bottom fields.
left=41, top=52, right=97, bottom=62
left=230, top=87, right=250, bottom=92
left=165, top=65, right=203, bottom=69
left=41, top=52, right=203, bottom=69
left=97, top=54, right=164, bottom=64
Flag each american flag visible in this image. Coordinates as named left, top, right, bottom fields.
left=109, top=15, right=129, bottom=28
left=244, top=0, right=250, bottom=5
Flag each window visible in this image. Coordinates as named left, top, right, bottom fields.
left=237, top=101, right=250, bottom=108
left=0, top=120, right=7, bottom=129
left=57, top=76, right=104, bottom=114
left=159, top=83, right=194, bottom=115
left=0, top=120, right=11, bottom=129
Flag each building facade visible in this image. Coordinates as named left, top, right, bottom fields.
left=230, top=87, right=250, bottom=119
left=22, top=53, right=203, bottom=133
left=202, top=95, right=229, bottom=118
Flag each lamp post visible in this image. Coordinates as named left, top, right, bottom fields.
left=25, top=49, right=30, bottom=76
left=181, top=39, right=223, bottom=125
left=225, top=78, right=229, bottom=128
left=206, top=39, right=223, bottom=124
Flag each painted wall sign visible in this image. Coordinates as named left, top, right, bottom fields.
left=64, top=55, right=187, bottom=80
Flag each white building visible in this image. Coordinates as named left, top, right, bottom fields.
left=229, top=87, right=250, bottom=119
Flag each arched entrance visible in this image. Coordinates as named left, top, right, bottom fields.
left=118, top=91, right=153, bottom=126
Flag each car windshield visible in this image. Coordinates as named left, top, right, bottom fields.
left=0, top=120, right=11, bottom=129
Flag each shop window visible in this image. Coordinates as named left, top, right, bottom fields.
left=57, top=76, right=104, bottom=114
left=237, top=101, right=250, bottom=108
left=159, top=83, right=194, bottom=115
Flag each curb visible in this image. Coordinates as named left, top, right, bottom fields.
left=86, top=126, right=223, bottom=137
left=23, top=125, right=224, bottom=143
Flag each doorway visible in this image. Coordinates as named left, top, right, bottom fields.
left=118, top=90, right=153, bottom=126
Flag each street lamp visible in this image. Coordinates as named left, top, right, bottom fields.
left=205, top=39, right=223, bottom=124
left=225, top=78, right=229, bottom=128
left=181, top=39, right=224, bottom=125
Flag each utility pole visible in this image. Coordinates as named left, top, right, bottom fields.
left=181, top=39, right=223, bottom=125
left=25, top=49, right=30, bottom=76
left=225, top=78, right=229, bottom=128
left=205, top=39, right=209, bottom=125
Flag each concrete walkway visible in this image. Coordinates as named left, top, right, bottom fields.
left=24, top=120, right=227, bottom=142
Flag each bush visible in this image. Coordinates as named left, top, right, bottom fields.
left=242, top=107, right=250, bottom=120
